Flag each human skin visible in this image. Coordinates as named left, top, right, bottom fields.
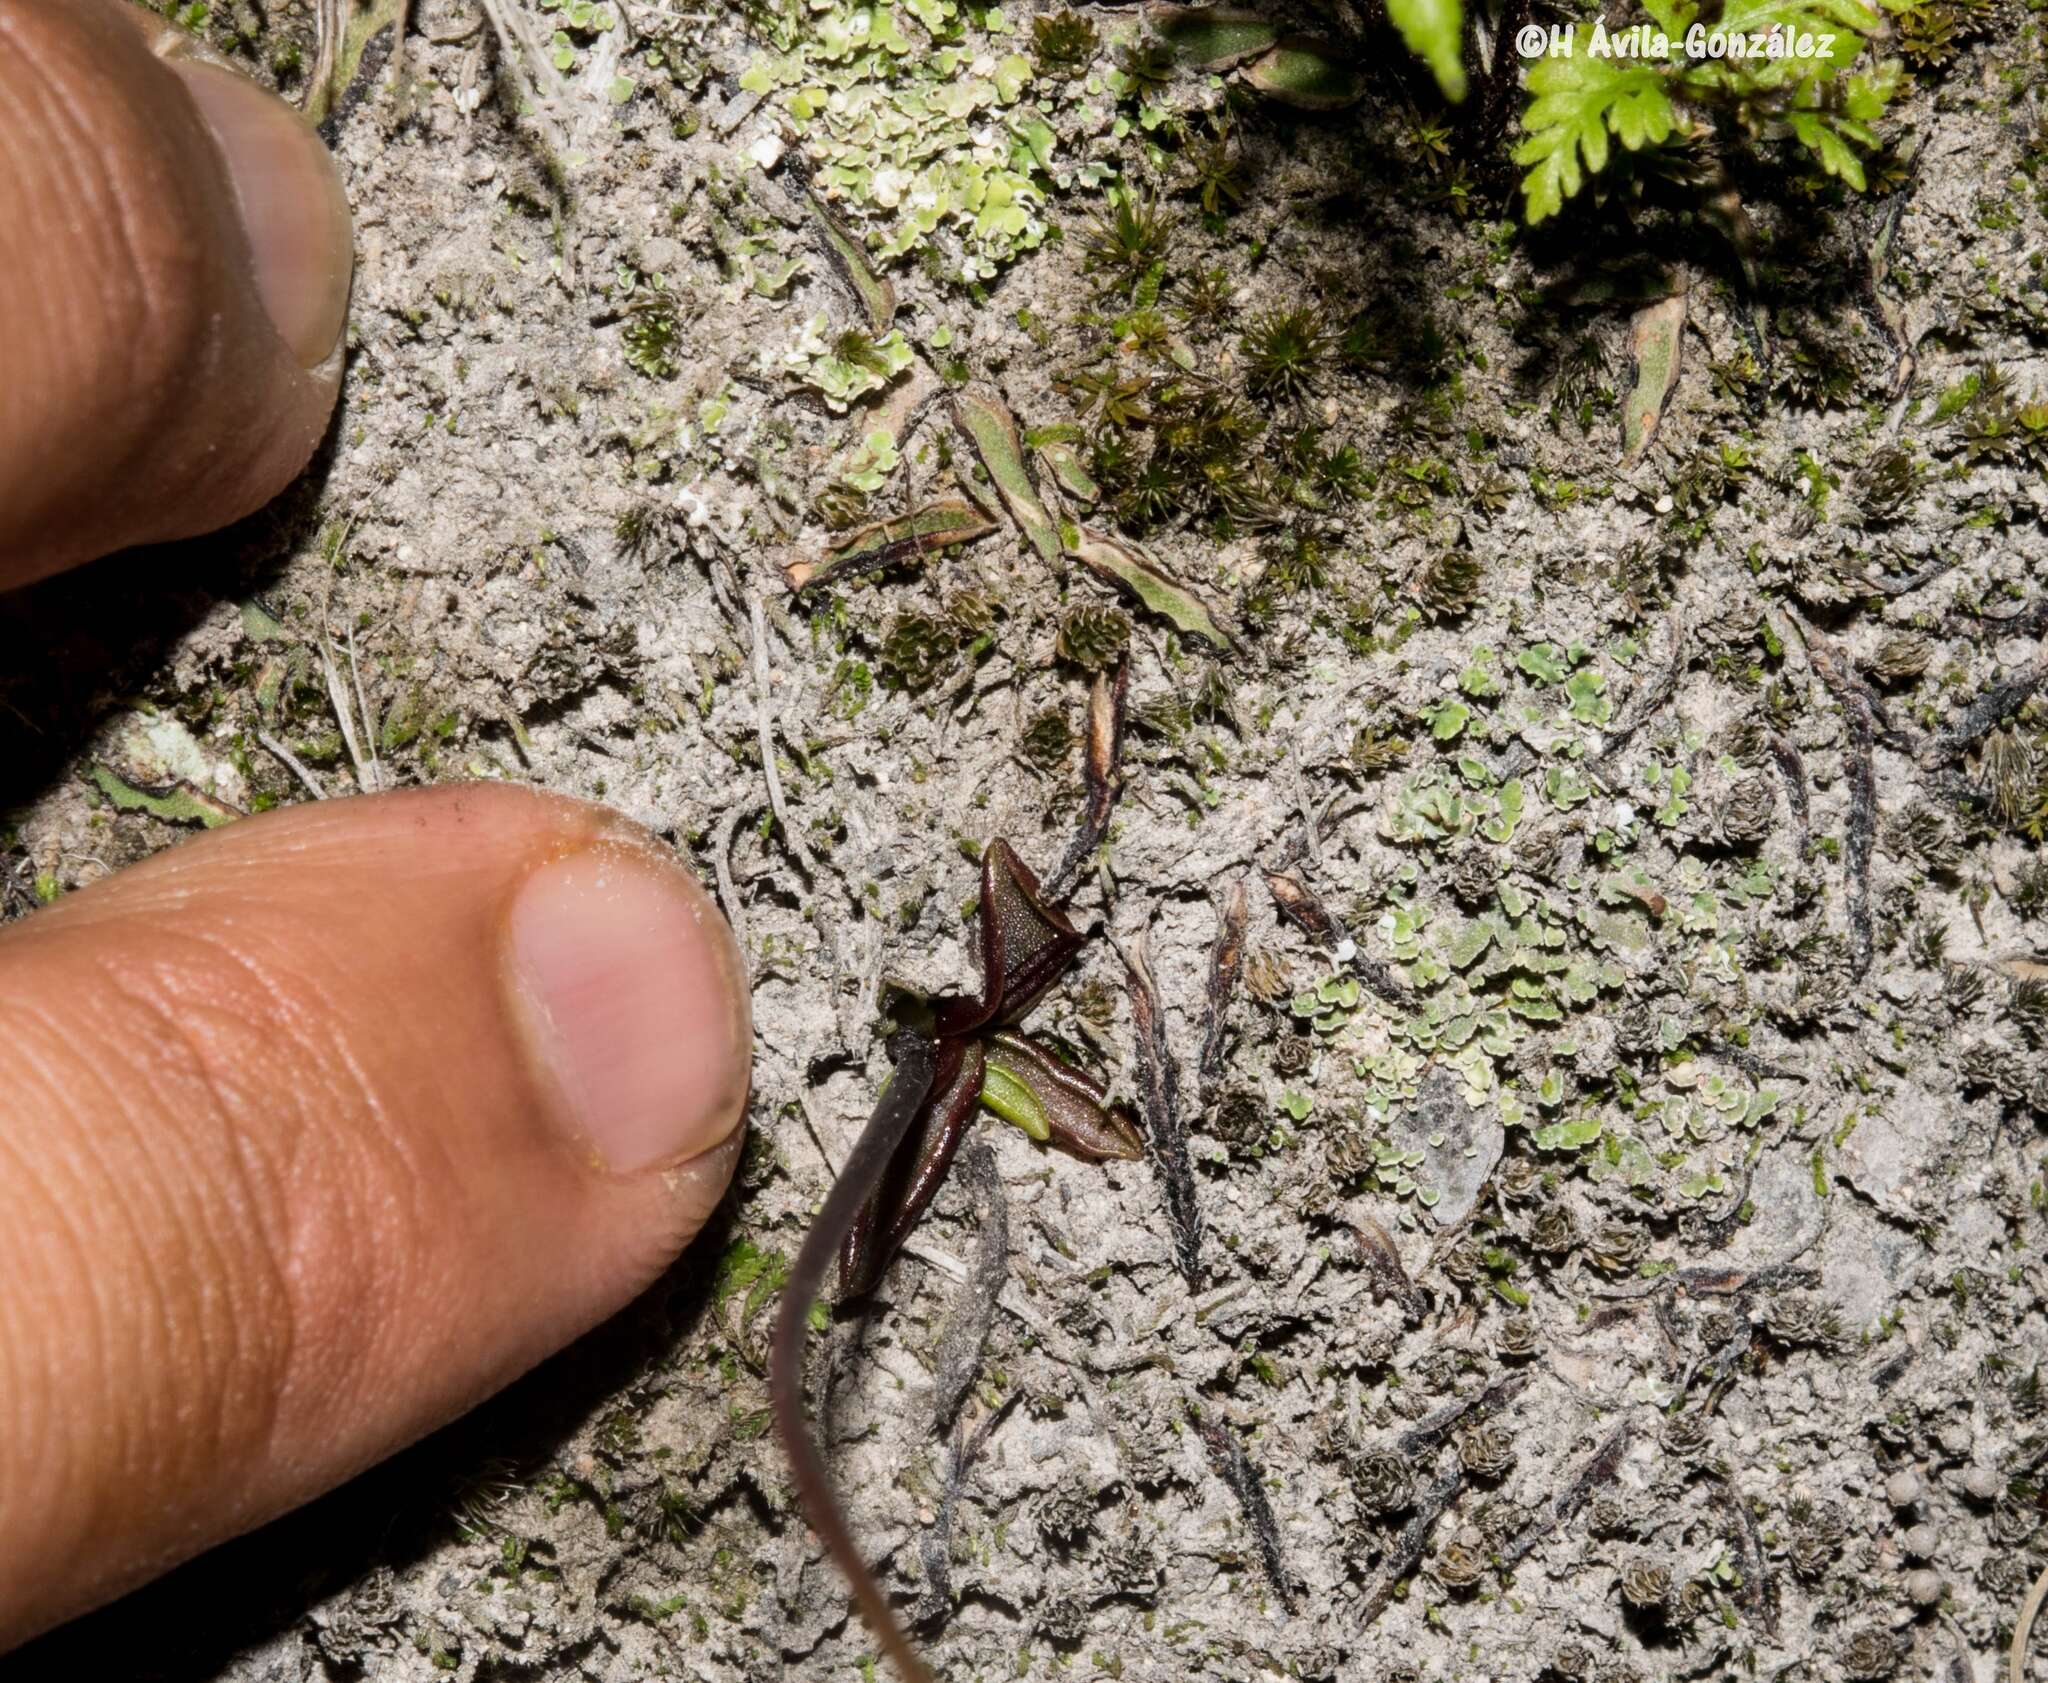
left=0, top=0, right=754, bottom=1651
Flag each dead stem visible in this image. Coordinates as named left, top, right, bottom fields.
left=1045, top=662, right=1129, bottom=904
left=1499, top=1416, right=1634, bottom=1569
left=1198, top=876, right=1248, bottom=1092
left=1791, top=620, right=1877, bottom=976
left=1113, top=923, right=1204, bottom=1289
left=749, top=595, right=818, bottom=881
left=1197, top=1415, right=1296, bottom=1610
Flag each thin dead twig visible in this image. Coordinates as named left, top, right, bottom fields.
left=1714, top=1476, right=1779, bottom=1636
left=1198, top=875, right=1248, bottom=1092
left=1348, top=1218, right=1428, bottom=1321
left=1592, top=607, right=1686, bottom=775
left=1933, top=650, right=2048, bottom=758
left=1793, top=622, right=1877, bottom=976
left=748, top=596, right=817, bottom=881
left=1499, top=1417, right=1633, bottom=1569
left=1361, top=1455, right=1464, bottom=1624
left=927, top=1143, right=1008, bottom=1435
left=1396, top=1370, right=1532, bottom=1459
left=1768, top=728, right=1810, bottom=845
left=256, top=732, right=326, bottom=800
left=1112, top=923, right=1204, bottom=1289
left=1197, top=1415, right=1296, bottom=1611
left=711, top=802, right=755, bottom=970
left=318, top=636, right=376, bottom=793
left=916, top=1388, right=1022, bottom=1626
left=1264, top=868, right=1412, bottom=1007
left=1046, top=662, right=1130, bottom=903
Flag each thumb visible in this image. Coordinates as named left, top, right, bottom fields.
left=0, top=786, right=752, bottom=1650
left=0, top=0, right=353, bottom=584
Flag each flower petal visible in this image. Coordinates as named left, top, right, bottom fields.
left=935, top=839, right=1084, bottom=1037
left=838, top=1036, right=987, bottom=1299
left=983, top=1030, right=1144, bottom=1161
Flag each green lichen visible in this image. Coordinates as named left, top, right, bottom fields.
left=739, top=0, right=1087, bottom=283
left=773, top=311, right=914, bottom=410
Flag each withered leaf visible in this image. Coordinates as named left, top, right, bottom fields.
left=1199, top=876, right=1249, bottom=1087
left=1067, top=529, right=1239, bottom=650
left=1264, top=868, right=1342, bottom=943
left=935, top=839, right=1085, bottom=1037
left=956, top=387, right=1062, bottom=565
left=786, top=499, right=998, bottom=593
left=839, top=1037, right=985, bottom=1299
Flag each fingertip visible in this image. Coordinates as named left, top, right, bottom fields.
left=0, top=0, right=352, bottom=584
left=170, top=58, right=352, bottom=370
left=506, top=838, right=753, bottom=1177
left=0, top=786, right=754, bottom=1648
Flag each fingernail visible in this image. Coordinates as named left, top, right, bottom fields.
left=172, top=61, right=353, bottom=368
left=506, top=843, right=752, bottom=1175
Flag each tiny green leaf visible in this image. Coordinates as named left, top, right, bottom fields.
left=979, top=1054, right=1053, bottom=1141
left=1481, top=778, right=1525, bottom=843
left=1385, top=0, right=1467, bottom=101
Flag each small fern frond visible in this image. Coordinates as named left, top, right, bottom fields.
left=1514, top=42, right=1677, bottom=222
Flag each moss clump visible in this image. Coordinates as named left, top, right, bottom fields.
left=1080, top=192, right=1172, bottom=299
left=1240, top=307, right=1327, bottom=405
left=946, top=589, right=999, bottom=636
left=1350, top=723, right=1412, bottom=773
left=1021, top=707, right=1072, bottom=767
left=1030, top=8, right=1097, bottom=75
left=622, top=287, right=681, bottom=378
left=1056, top=604, right=1131, bottom=671
left=1418, top=551, right=1483, bottom=620
left=879, top=612, right=958, bottom=692
left=1869, top=633, right=1931, bottom=684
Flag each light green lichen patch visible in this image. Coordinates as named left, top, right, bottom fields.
left=771, top=311, right=915, bottom=409
left=1275, top=632, right=1805, bottom=1214
left=738, top=1, right=1100, bottom=282
left=835, top=426, right=902, bottom=491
